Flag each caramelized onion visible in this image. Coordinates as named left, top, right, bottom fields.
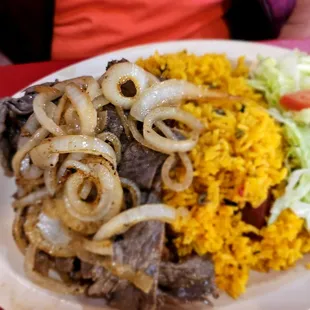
left=64, top=162, right=123, bottom=222
left=13, top=127, right=49, bottom=175
left=101, top=62, right=155, bottom=109
left=64, top=105, right=80, bottom=133
left=96, top=110, right=108, bottom=134
left=65, top=83, right=97, bottom=136
left=64, top=159, right=91, bottom=174
left=143, top=107, right=204, bottom=153
left=33, top=92, right=65, bottom=136
left=24, top=245, right=85, bottom=294
left=45, top=101, right=57, bottom=120
left=24, top=206, right=74, bottom=257
left=34, top=86, right=60, bottom=94
left=128, top=115, right=160, bottom=152
left=30, top=135, right=117, bottom=169
left=79, top=179, right=93, bottom=200
left=57, top=153, right=86, bottom=181
left=23, top=113, right=40, bottom=135
left=93, top=95, right=109, bottom=110
left=126, top=268, right=154, bottom=294
left=73, top=242, right=111, bottom=265
left=105, top=261, right=154, bottom=294
left=12, top=209, right=28, bottom=254
left=84, top=77, right=102, bottom=100
left=44, top=167, right=58, bottom=196
left=54, top=94, right=67, bottom=124
left=21, top=156, right=43, bottom=180
left=53, top=76, right=93, bottom=92
left=130, top=79, right=229, bottom=122
left=97, top=131, right=122, bottom=163
left=13, top=188, right=49, bottom=210
left=94, top=204, right=176, bottom=240
left=55, top=199, right=103, bottom=235
left=156, top=121, right=194, bottom=191
left=115, top=106, right=132, bottom=139
left=120, top=177, right=141, bottom=207
left=16, top=178, right=45, bottom=197
left=82, top=239, right=113, bottom=256
left=161, top=153, right=193, bottom=192
left=64, top=169, right=111, bottom=222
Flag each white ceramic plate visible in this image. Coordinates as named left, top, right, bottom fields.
left=1, top=40, right=310, bottom=310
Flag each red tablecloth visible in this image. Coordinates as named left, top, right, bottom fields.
left=0, top=60, right=76, bottom=97
left=0, top=40, right=309, bottom=97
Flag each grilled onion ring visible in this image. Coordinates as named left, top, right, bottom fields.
left=120, top=177, right=141, bottom=208
left=12, top=209, right=28, bottom=254
left=30, top=135, right=117, bottom=169
left=55, top=199, right=103, bottom=235
left=65, top=83, right=97, bottom=136
left=13, top=128, right=49, bottom=175
left=156, top=120, right=194, bottom=192
left=130, top=79, right=229, bottom=122
left=94, top=204, right=176, bottom=240
left=128, top=115, right=161, bottom=152
left=23, top=113, right=40, bottom=135
left=161, top=153, right=193, bottom=192
left=33, top=91, right=65, bottom=136
left=143, top=107, right=204, bottom=154
left=81, top=239, right=113, bottom=256
left=21, top=156, right=43, bottom=180
left=64, top=162, right=122, bottom=222
left=97, top=131, right=122, bottom=164
left=101, top=62, right=157, bottom=109
left=44, top=167, right=58, bottom=196
left=13, top=188, right=49, bottom=210
left=24, top=206, right=75, bottom=257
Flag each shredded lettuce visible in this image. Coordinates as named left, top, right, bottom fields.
left=269, top=109, right=310, bottom=169
left=250, top=51, right=310, bottom=228
left=249, top=50, right=310, bottom=108
left=291, top=108, right=310, bottom=125
left=269, top=169, right=310, bottom=229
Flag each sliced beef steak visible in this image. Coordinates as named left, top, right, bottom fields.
left=80, top=261, right=95, bottom=280
left=0, top=95, right=34, bottom=175
left=34, top=251, right=53, bottom=276
left=157, top=289, right=213, bottom=310
left=106, top=58, right=129, bottom=71
left=87, top=268, right=127, bottom=298
left=110, top=220, right=165, bottom=310
left=70, top=261, right=100, bottom=281
left=88, top=166, right=165, bottom=309
left=55, top=257, right=75, bottom=274
left=113, top=221, right=164, bottom=275
left=118, top=141, right=166, bottom=190
left=102, top=104, right=124, bottom=138
left=158, top=256, right=217, bottom=304
left=87, top=221, right=165, bottom=310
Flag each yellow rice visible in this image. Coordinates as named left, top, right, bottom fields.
left=137, top=51, right=310, bottom=298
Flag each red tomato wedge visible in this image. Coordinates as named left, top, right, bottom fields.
left=280, top=90, right=310, bottom=111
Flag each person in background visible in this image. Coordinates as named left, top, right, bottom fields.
left=0, top=0, right=309, bottom=64
left=280, top=0, right=310, bottom=39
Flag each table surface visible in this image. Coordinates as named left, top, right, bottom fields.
left=0, top=39, right=309, bottom=97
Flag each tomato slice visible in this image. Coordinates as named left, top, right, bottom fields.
left=280, top=90, right=310, bottom=111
